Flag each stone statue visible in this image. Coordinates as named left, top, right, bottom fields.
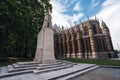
left=34, top=10, right=56, bottom=64
left=42, top=11, right=52, bottom=28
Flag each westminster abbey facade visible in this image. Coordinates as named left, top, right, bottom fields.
left=53, top=19, right=114, bottom=59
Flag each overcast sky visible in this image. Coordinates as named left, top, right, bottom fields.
left=50, top=0, right=120, bottom=50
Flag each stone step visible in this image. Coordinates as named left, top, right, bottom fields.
left=13, top=61, right=63, bottom=68
left=0, top=60, right=78, bottom=79
left=57, top=65, right=99, bottom=80
left=8, top=61, right=66, bottom=70
left=36, top=63, right=71, bottom=70
left=1, top=65, right=73, bottom=78
left=8, top=65, right=13, bottom=72
left=8, top=65, right=36, bottom=72
left=48, top=65, right=98, bottom=80
left=41, top=64, right=97, bottom=80
left=8, top=63, right=69, bottom=72
left=17, top=60, right=58, bottom=65
left=40, top=62, right=76, bottom=68
left=0, top=70, right=33, bottom=79
left=38, top=62, right=64, bottom=67
left=57, top=60, right=78, bottom=65
left=0, top=67, right=7, bottom=75
left=8, top=61, right=74, bottom=73
left=12, top=60, right=75, bottom=68
left=12, top=63, right=39, bottom=68
left=17, top=61, right=39, bottom=65
left=34, top=64, right=73, bottom=74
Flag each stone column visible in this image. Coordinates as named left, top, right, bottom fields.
left=76, top=32, right=82, bottom=58
left=71, top=35, right=75, bottom=58
left=88, top=27, right=97, bottom=58
left=66, top=36, right=70, bottom=58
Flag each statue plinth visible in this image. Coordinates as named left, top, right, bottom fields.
left=34, top=27, right=56, bottom=64
left=34, top=11, right=56, bottom=64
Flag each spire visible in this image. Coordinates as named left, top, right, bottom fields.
left=101, top=20, right=107, bottom=28
left=95, top=15, right=97, bottom=20
left=101, top=20, right=110, bottom=35
left=87, top=15, right=89, bottom=20
left=79, top=20, right=83, bottom=26
left=95, top=15, right=99, bottom=21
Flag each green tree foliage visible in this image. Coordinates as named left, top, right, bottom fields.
left=0, top=0, right=52, bottom=58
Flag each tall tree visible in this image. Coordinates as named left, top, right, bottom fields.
left=0, top=0, right=52, bottom=58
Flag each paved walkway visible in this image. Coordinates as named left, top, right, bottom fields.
left=74, top=68, right=120, bottom=80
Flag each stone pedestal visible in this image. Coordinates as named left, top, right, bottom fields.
left=34, top=27, right=56, bottom=64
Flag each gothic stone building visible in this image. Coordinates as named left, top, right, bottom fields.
left=54, top=19, right=114, bottom=59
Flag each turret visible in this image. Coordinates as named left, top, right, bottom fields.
left=101, top=20, right=110, bottom=35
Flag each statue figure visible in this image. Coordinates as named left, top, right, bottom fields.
left=42, top=11, right=52, bottom=28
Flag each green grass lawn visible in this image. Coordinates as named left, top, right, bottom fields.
left=64, top=58, right=120, bottom=66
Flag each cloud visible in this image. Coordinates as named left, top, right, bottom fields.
left=51, top=0, right=66, bottom=13
left=67, top=0, right=78, bottom=8
left=64, top=13, right=84, bottom=25
left=95, top=0, right=120, bottom=49
left=102, top=0, right=119, bottom=7
left=50, top=0, right=69, bottom=26
left=50, top=0, right=84, bottom=27
left=90, top=0, right=101, bottom=10
left=73, top=2, right=81, bottom=11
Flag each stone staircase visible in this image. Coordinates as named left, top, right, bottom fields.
left=0, top=60, right=99, bottom=80
left=49, top=65, right=99, bottom=80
